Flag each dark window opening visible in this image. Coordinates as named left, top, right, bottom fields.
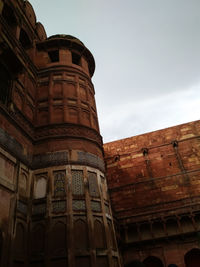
left=143, top=256, right=164, bottom=267
left=2, top=4, right=17, bottom=27
left=48, top=50, right=59, bottom=62
left=19, top=29, right=31, bottom=49
left=0, top=63, right=11, bottom=105
left=185, top=248, right=200, bottom=267
left=72, top=52, right=81, bottom=66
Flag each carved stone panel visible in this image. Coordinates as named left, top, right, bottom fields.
left=13, top=223, right=26, bottom=257
left=30, top=224, right=45, bottom=255
left=72, top=200, right=86, bottom=211
left=88, top=171, right=99, bottom=197
left=50, top=221, right=67, bottom=257
left=53, top=171, right=66, bottom=197
left=91, top=201, right=101, bottom=212
left=71, top=170, right=84, bottom=195
left=52, top=201, right=66, bottom=214
left=94, top=220, right=106, bottom=249
left=74, top=219, right=88, bottom=249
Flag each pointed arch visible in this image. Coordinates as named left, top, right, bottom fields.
left=107, top=220, right=116, bottom=249
left=184, top=248, right=200, bottom=267
left=34, top=176, right=47, bottom=199
left=31, top=224, right=45, bottom=254
left=74, top=219, right=88, bottom=249
left=14, top=223, right=25, bottom=255
left=50, top=221, right=66, bottom=255
left=143, top=256, right=164, bottom=267
left=94, top=220, right=106, bottom=249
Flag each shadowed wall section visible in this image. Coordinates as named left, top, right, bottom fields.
left=0, top=1, right=120, bottom=266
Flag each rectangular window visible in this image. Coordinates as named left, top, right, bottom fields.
left=72, top=52, right=81, bottom=66
left=48, top=50, right=59, bottom=62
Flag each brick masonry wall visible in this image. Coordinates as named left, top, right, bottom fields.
left=104, top=120, right=200, bottom=220
left=104, top=120, right=200, bottom=266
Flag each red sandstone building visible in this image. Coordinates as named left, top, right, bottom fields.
left=0, top=1, right=199, bottom=267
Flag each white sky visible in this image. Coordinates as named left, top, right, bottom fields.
left=29, top=0, right=200, bottom=143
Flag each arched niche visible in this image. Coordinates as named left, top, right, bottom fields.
left=50, top=221, right=66, bottom=255
left=140, top=223, right=152, bottom=240
left=194, top=213, right=200, bottom=230
left=184, top=248, right=200, bottom=267
left=74, top=219, right=88, bottom=249
left=128, top=224, right=139, bottom=242
left=143, top=256, right=164, bottom=267
left=14, top=223, right=25, bottom=256
left=152, top=221, right=165, bottom=238
left=34, top=176, right=47, bottom=199
left=180, top=216, right=194, bottom=233
left=166, top=218, right=179, bottom=236
left=107, top=220, right=116, bottom=249
left=94, top=219, right=106, bottom=249
left=31, top=224, right=45, bottom=254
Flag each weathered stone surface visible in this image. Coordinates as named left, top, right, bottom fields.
left=104, top=120, right=200, bottom=267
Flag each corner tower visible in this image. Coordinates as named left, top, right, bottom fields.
left=28, top=35, right=121, bottom=267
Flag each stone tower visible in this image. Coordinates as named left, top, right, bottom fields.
left=0, top=1, right=121, bottom=266
left=30, top=34, right=121, bottom=267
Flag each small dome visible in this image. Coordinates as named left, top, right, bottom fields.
left=47, top=34, right=84, bottom=46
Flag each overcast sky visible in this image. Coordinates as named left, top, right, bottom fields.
left=29, top=0, right=200, bottom=143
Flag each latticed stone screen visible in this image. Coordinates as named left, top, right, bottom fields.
left=88, top=171, right=99, bottom=197
left=71, top=170, right=84, bottom=195
left=91, top=200, right=101, bottom=212
left=52, top=201, right=66, bottom=213
left=73, top=200, right=86, bottom=210
left=54, top=171, right=66, bottom=197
